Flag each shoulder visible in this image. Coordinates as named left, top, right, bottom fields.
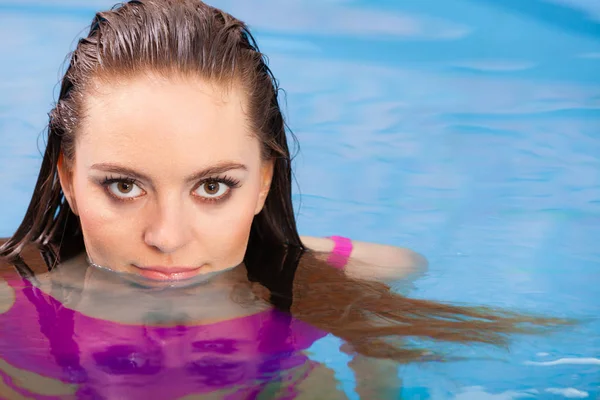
left=300, top=235, right=427, bottom=281
left=299, top=236, right=335, bottom=253
left=0, top=238, right=18, bottom=314
left=0, top=276, right=15, bottom=314
left=294, top=361, right=348, bottom=399
left=0, top=239, right=16, bottom=314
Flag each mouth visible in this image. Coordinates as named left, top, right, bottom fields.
left=132, top=265, right=204, bottom=281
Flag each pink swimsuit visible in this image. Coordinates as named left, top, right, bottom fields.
left=327, top=236, right=353, bottom=269
left=0, top=238, right=353, bottom=399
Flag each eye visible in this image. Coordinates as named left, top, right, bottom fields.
left=106, top=180, right=145, bottom=199
left=193, top=180, right=230, bottom=200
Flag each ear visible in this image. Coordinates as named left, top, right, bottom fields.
left=57, top=153, right=79, bottom=215
left=254, top=158, right=274, bottom=215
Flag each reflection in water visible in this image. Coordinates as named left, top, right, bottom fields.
left=0, top=249, right=327, bottom=399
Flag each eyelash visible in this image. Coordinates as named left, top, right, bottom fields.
left=192, top=175, right=241, bottom=203
left=100, top=175, right=241, bottom=203
left=101, top=175, right=140, bottom=202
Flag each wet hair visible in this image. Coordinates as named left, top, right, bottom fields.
left=0, top=0, right=564, bottom=362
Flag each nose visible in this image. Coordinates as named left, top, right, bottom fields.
left=143, top=198, right=191, bottom=254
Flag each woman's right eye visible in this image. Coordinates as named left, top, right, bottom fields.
left=106, top=180, right=145, bottom=200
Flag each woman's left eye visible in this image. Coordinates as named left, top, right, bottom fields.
left=193, top=181, right=230, bottom=200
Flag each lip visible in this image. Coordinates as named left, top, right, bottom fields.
left=133, top=265, right=204, bottom=281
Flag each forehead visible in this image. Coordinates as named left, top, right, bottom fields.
left=77, top=74, right=259, bottom=171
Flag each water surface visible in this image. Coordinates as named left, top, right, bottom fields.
left=1, top=0, right=599, bottom=398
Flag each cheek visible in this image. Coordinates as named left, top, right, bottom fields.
left=199, top=185, right=261, bottom=265
left=72, top=179, right=139, bottom=260
left=78, top=209, right=121, bottom=255
left=205, top=205, right=255, bottom=266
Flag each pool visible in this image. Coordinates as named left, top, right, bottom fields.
left=1, top=0, right=599, bottom=398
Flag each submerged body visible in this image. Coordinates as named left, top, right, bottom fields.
left=0, top=270, right=326, bottom=399
left=0, top=241, right=326, bottom=400
left=0, top=241, right=404, bottom=399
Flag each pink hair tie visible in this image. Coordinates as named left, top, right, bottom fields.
left=327, top=236, right=353, bottom=270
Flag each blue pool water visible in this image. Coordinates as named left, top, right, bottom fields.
left=0, top=0, right=599, bottom=398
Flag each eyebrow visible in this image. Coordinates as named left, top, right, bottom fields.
left=90, top=161, right=248, bottom=186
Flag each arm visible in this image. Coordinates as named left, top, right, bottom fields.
left=293, top=361, right=349, bottom=399
left=300, top=236, right=427, bottom=281
left=340, top=343, right=403, bottom=399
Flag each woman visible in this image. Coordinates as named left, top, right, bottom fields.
left=0, top=0, right=560, bottom=398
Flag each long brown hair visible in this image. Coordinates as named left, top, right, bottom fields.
left=0, top=0, right=564, bottom=362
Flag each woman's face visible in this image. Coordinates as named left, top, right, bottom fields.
left=58, top=73, right=273, bottom=281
